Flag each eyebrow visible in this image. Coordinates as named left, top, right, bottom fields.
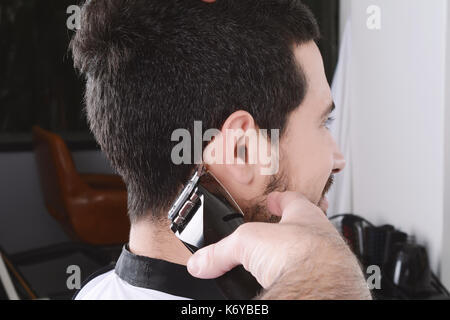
left=321, top=101, right=336, bottom=120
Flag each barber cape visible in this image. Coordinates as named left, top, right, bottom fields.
left=74, top=245, right=225, bottom=300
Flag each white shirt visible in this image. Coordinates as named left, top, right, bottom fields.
left=73, top=245, right=225, bottom=300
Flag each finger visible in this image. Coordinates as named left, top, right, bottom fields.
left=187, top=234, right=240, bottom=279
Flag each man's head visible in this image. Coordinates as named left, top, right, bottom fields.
left=71, top=0, right=344, bottom=225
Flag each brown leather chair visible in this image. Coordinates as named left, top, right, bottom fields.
left=32, top=126, right=130, bottom=245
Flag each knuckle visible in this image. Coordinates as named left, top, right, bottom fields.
left=233, top=223, right=249, bottom=240
left=230, top=223, right=254, bottom=251
left=233, top=222, right=259, bottom=242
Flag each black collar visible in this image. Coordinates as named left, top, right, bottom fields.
left=114, top=245, right=226, bottom=300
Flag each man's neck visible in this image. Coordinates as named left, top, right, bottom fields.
left=128, top=217, right=192, bottom=266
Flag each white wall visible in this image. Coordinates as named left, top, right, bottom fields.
left=338, top=0, right=448, bottom=279
left=443, top=0, right=450, bottom=290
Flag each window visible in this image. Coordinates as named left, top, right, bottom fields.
left=0, top=0, right=93, bottom=151
left=0, top=0, right=339, bottom=151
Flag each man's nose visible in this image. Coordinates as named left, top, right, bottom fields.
left=332, top=145, right=346, bottom=174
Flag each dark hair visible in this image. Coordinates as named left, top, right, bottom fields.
left=71, top=0, right=320, bottom=223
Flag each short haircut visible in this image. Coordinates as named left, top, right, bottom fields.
left=71, top=0, right=320, bottom=223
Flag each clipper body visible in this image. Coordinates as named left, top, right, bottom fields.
left=168, top=169, right=262, bottom=300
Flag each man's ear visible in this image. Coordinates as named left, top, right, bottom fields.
left=204, top=110, right=258, bottom=186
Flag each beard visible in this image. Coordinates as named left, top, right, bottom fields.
left=322, top=174, right=334, bottom=198
left=243, top=167, right=335, bottom=223
left=242, top=167, right=289, bottom=223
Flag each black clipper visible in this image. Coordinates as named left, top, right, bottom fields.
left=168, top=167, right=262, bottom=300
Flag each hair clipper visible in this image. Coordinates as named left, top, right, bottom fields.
left=168, top=167, right=262, bottom=300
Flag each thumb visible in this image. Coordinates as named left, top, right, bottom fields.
left=187, top=234, right=241, bottom=279
left=267, top=191, right=313, bottom=224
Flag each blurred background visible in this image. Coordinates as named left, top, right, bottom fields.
left=0, top=0, right=449, bottom=299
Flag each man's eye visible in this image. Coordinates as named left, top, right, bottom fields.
left=324, top=116, right=335, bottom=129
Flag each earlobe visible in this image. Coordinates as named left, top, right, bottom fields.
left=230, top=143, right=254, bottom=185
